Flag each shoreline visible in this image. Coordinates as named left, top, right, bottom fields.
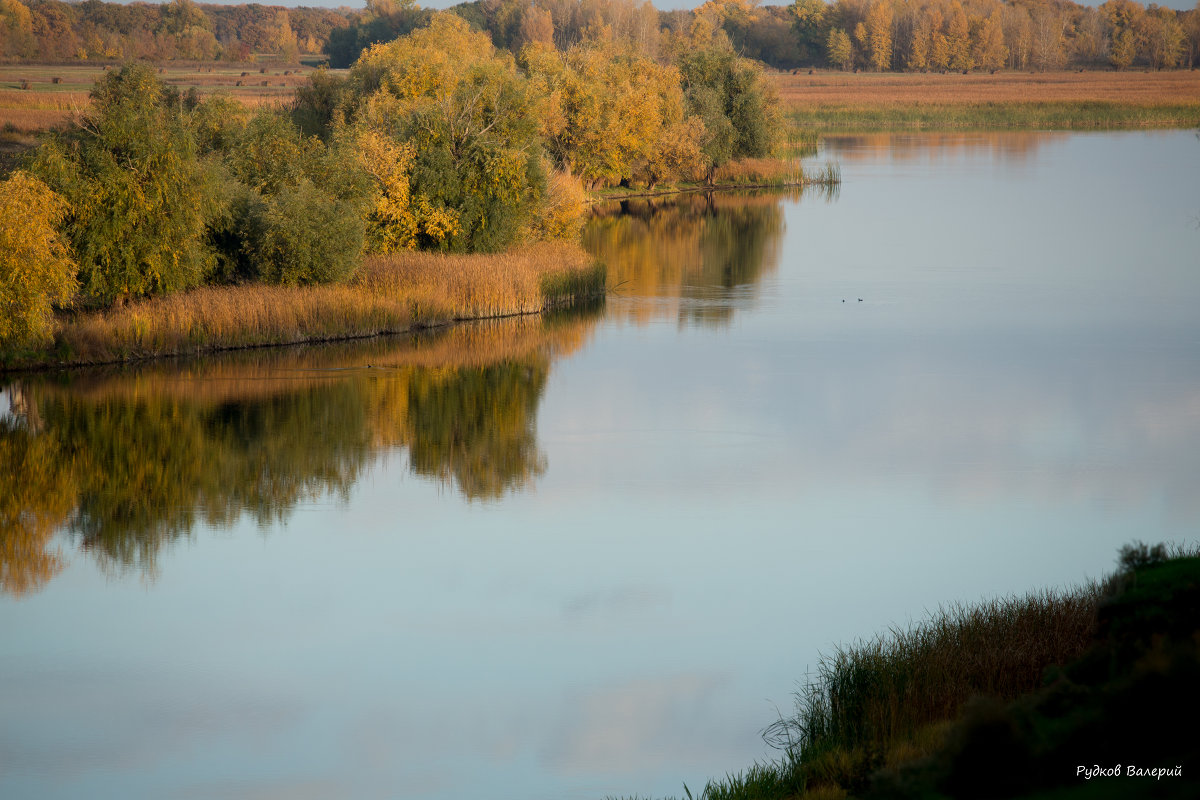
left=618, top=542, right=1200, bottom=800
left=0, top=244, right=606, bottom=374
left=786, top=101, right=1200, bottom=131
left=590, top=179, right=829, bottom=203
left=774, top=71, right=1200, bottom=132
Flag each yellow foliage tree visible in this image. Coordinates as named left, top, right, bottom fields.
left=973, top=10, right=1007, bottom=72
left=355, top=126, right=459, bottom=252
left=0, top=171, right=78, bottom=350
left=523, top=36, right=702, bottom=189
left=0, top=0, right=35, bottom=57
left=865, top=0, right=893, bottom=71
left=349, top=13, right=546, bottom=252
left=947, top=1, right=973, bottom=71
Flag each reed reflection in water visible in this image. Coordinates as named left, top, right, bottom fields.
left=0, top=309, right=600, bottom=596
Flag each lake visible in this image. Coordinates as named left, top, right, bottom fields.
left=2, top=130, right=1198, bottom=800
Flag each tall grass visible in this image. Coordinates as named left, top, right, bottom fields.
left=710, top=157, right=841, bottom=188
left=617, top=569, right=1132, bottom=800
left=3, top=242, right=605, bottom=369
left=775, top=587, right=1102, bottom=767
left=788, top=100, right=1200, bottom=131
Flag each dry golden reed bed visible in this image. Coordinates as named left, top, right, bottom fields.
left=773, top=69, right=1200, bottom=108
left=11, top=242, right=603, bottom=369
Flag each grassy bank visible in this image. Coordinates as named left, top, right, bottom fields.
left=788, top=101, right=1200, bottom=131
left=616, top=541, right=1200, bottom=800
left=775, top=70, right=1200, bottom=131
left=0, top=242, right=605, bottom=371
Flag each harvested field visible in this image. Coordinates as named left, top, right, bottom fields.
left=0, top=63, right=321, bottom=132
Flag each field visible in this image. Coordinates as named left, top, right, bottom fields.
left=774, top=68, right=1200, bottom=129
left=0, top=62, right=317, bottom=133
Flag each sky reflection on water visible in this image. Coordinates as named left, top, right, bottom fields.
left=2, top=130, right=1199, bottom=800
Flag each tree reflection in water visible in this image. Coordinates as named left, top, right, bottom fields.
left=584, top=190, right=812, bottom=327
left=0, top=309, right=599, bottom=593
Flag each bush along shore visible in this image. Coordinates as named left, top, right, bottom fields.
left=615, top=541, right=1200, bottom=800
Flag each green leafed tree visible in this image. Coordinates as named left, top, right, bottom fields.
left=204, top=107, right=371, bottom=285
left=30, top=64, right=218, bottom=306
left=790, top=0, right=829, bottom=64
left=675, top=20, right=782, bottom=180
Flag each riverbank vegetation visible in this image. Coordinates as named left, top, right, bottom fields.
left=1, top=4, right=798, bottom=366
left=776, top=69, right=1200, bottom=129
left=4, top=244, right=601, bottom=369
left=614, top=541, right=1200, bottom=800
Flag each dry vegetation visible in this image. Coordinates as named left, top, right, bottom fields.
left=773, top=68, right=1200, bottom=106
left=7, top=242, right=603, bottom=370
left=774, top=68, right=1200, bottom=129
left=0, top=64, right=313, bottom=132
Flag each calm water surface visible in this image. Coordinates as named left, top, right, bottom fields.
left=2, top=131, right=1198, bottom=799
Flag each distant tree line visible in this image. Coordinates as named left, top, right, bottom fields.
left=0, top=0, right=344, bottom=62
left=1, top=0, right=1195, bottom=69
left=782, top=0, right=1200, bottom=72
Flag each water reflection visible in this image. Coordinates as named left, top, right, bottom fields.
left=821, top=131, right=1058, bottom=164
left=584, top=192, right=796, bottom=327
left=0, top=311, right=599, bottom=594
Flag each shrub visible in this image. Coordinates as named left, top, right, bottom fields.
left=254, top=180, right=365, bottom=286
left=204, top=108, right=371, bottom=285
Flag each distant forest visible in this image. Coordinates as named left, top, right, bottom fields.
left=1, top=0, right=1197, bottom=71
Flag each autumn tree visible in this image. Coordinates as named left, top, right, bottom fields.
left=353, top=128, right=458, bottom=252
left=1186, top=1, right=1200, bottom=67
left=946, top=1, right=973, bottom=70
left=907, top=16, right=931, bottom=70
left=828, top=26, right=854, bottom=69
left=348, top=13, right=546, bottom=252
left=1102, top=0, right=1144, bottom=68
left=973, top=9, right=1007, bottom=71
left=1139, top=5, right=1185, bottom=68
left=524, top=33, right=703, bottom=189
left=0, top=0, right=36, bottom=57
left=1030, top=3, right=1066, bottom=69
left=1072, top=6, right=1109, bottom=65
left=325, top=0, right=429, bottom=68
left=865, top=0, right=893, bottom=70
left=0, top=171, right=77, bottom=350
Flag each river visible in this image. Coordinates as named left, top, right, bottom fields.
left=1, top=130, right=1198, bottom=800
